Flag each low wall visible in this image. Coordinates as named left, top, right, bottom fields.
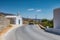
left=45, top=28, right=60, bottom=35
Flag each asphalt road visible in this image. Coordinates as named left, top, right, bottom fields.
left=5, top=25, right=60, bottom=40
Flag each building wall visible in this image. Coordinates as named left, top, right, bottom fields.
left=7, top=18, right=16, bottom=24
left=54, top=8, right=60, bottom=29
left=0, top=15, right=10, bottom=32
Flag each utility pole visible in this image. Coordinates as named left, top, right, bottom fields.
left=17, top=11, right=20, bottom=16
left=35, top=15, right=37, bottom=24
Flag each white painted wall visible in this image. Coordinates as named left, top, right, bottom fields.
left=54, top=8, right=60, bottom=29
left=16, top=15, right=23, bottom=26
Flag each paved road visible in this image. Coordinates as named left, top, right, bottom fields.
left=5, top=25, right=60, bottom=40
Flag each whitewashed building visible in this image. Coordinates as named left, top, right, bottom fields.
left=0, top=12, right=22, bottom=27
left=5, top=14, right=22, bottom=27
left=54, top=8, right=60, bottom=29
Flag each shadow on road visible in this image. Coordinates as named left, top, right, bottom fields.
left=44, top=30, right=60, bottom=35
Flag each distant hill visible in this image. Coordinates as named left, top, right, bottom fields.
left=0, top=12, right=15, bottom=16
left=23, top=17, right=41, bottom=20
left=23, top=17, right=41, bottom=21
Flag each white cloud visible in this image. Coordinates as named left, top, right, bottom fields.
left=36, top=9, right=42, bottom=12
left=27, top=8, right=42, bottom=12
left=27, top=8, right=34, bottom=11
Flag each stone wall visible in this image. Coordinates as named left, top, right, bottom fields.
left=0, top=15, right=10, bottom=32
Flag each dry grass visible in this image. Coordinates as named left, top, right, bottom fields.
left=0, top=24, right=12, bottom=36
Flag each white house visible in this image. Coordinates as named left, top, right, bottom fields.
left=5, top=13, right=23, bottom=27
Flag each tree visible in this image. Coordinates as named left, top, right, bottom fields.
left=41, top=19, right=53, bottom=28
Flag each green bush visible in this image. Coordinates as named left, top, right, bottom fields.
left=41, top=19, right=53, bottom=28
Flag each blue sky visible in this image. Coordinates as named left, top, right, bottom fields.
left=0, top=0, right=60, bottom=19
